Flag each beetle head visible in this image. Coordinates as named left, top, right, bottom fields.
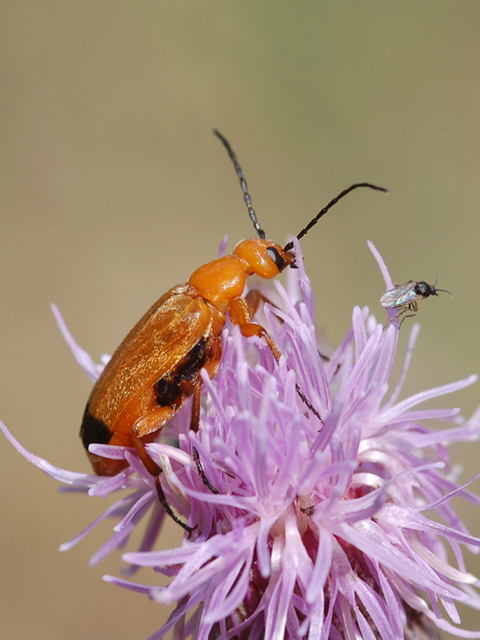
left=234, top=238, right=295, bottom=279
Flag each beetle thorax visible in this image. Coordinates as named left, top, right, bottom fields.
left=188, top=255, right=247, bottom=304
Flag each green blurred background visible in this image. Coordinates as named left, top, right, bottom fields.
left=2, top=3, right=480, bottom=638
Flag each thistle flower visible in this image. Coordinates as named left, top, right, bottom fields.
left=3, top=239, right=480, bottom=639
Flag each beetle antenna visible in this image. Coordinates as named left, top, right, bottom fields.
left=213, top=129, right=266, bottom=239
left=283, top=182, right=388, bottom=253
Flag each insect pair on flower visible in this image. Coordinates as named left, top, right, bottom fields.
left=80, top=131, right=450, bottom=530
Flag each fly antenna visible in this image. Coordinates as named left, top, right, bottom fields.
left=214, top=130, right=266, bottom=239
left=433, top=274, right=453, bottom=298
left=284, top=182, right=388, bottom=252
left=436, top=287, right=454, bottom=298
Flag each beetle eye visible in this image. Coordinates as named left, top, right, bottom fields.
left=267, top=246, right=286, bottom=272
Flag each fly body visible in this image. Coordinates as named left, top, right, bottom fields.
left=381, top=279, right=453, bottom=326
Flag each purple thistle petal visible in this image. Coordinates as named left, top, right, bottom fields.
left=51, top=303, right=104, bottom=382
left=378, top=374, right=477, bottom=424
left=384, top=323, right=421, bottom=408
left=293, top=237, right=316, bottom=322
left=1, top=421, right=95, bottom=488
left=368, top=240, right=394, bottom=291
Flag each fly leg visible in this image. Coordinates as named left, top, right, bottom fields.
left=399, top=302, right=419, bottom=327
left=385, top=301, right=418, bottom=329
left=132, top=408, right=196, bottom=533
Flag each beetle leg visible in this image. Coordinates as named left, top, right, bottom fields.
left=131, top=408, right=195, bottom=533
left=153, top=476, right=195, bottom=534
left=239, top=321, right=283, bottom=359
left=190, top=376, right=219, bottom=495
left=245, top=290, right=333, bottom=367
left=293, top=384, right=324, bottom=424
left=238, top=322, right=324, bottom=425
left=229, top=298, right=323, bottom=423
left=244, top=289, right=275, bottom=317
left=132, top=407, right=175, bottom=474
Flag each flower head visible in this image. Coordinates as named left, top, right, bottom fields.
left=3, top=239, right=480, bottom=639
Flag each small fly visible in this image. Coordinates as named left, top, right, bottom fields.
left=380, top=278, right=453, bottom=326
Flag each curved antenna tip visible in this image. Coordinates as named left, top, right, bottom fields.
left=283, top=182, right=388, bottom=252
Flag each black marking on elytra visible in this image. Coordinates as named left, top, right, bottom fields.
left=80, top=407, right=112, bottom=448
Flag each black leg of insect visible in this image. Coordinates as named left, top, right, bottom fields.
left=80, top=130, right=387, bottom=532
left=189, top=379, right=220, bottom=495
left=246, top=289, right=339, bottom=380
left=391, top=301, right=419, bottom=327
left=380, top=279, right=453, bottom=328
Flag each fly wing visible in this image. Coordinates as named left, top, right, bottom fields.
left=88, top=285, right=214, bottom=424
left=380, top=282, right=419, bottom=309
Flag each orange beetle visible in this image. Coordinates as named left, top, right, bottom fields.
left=80, top=130, right=386, bottom=531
